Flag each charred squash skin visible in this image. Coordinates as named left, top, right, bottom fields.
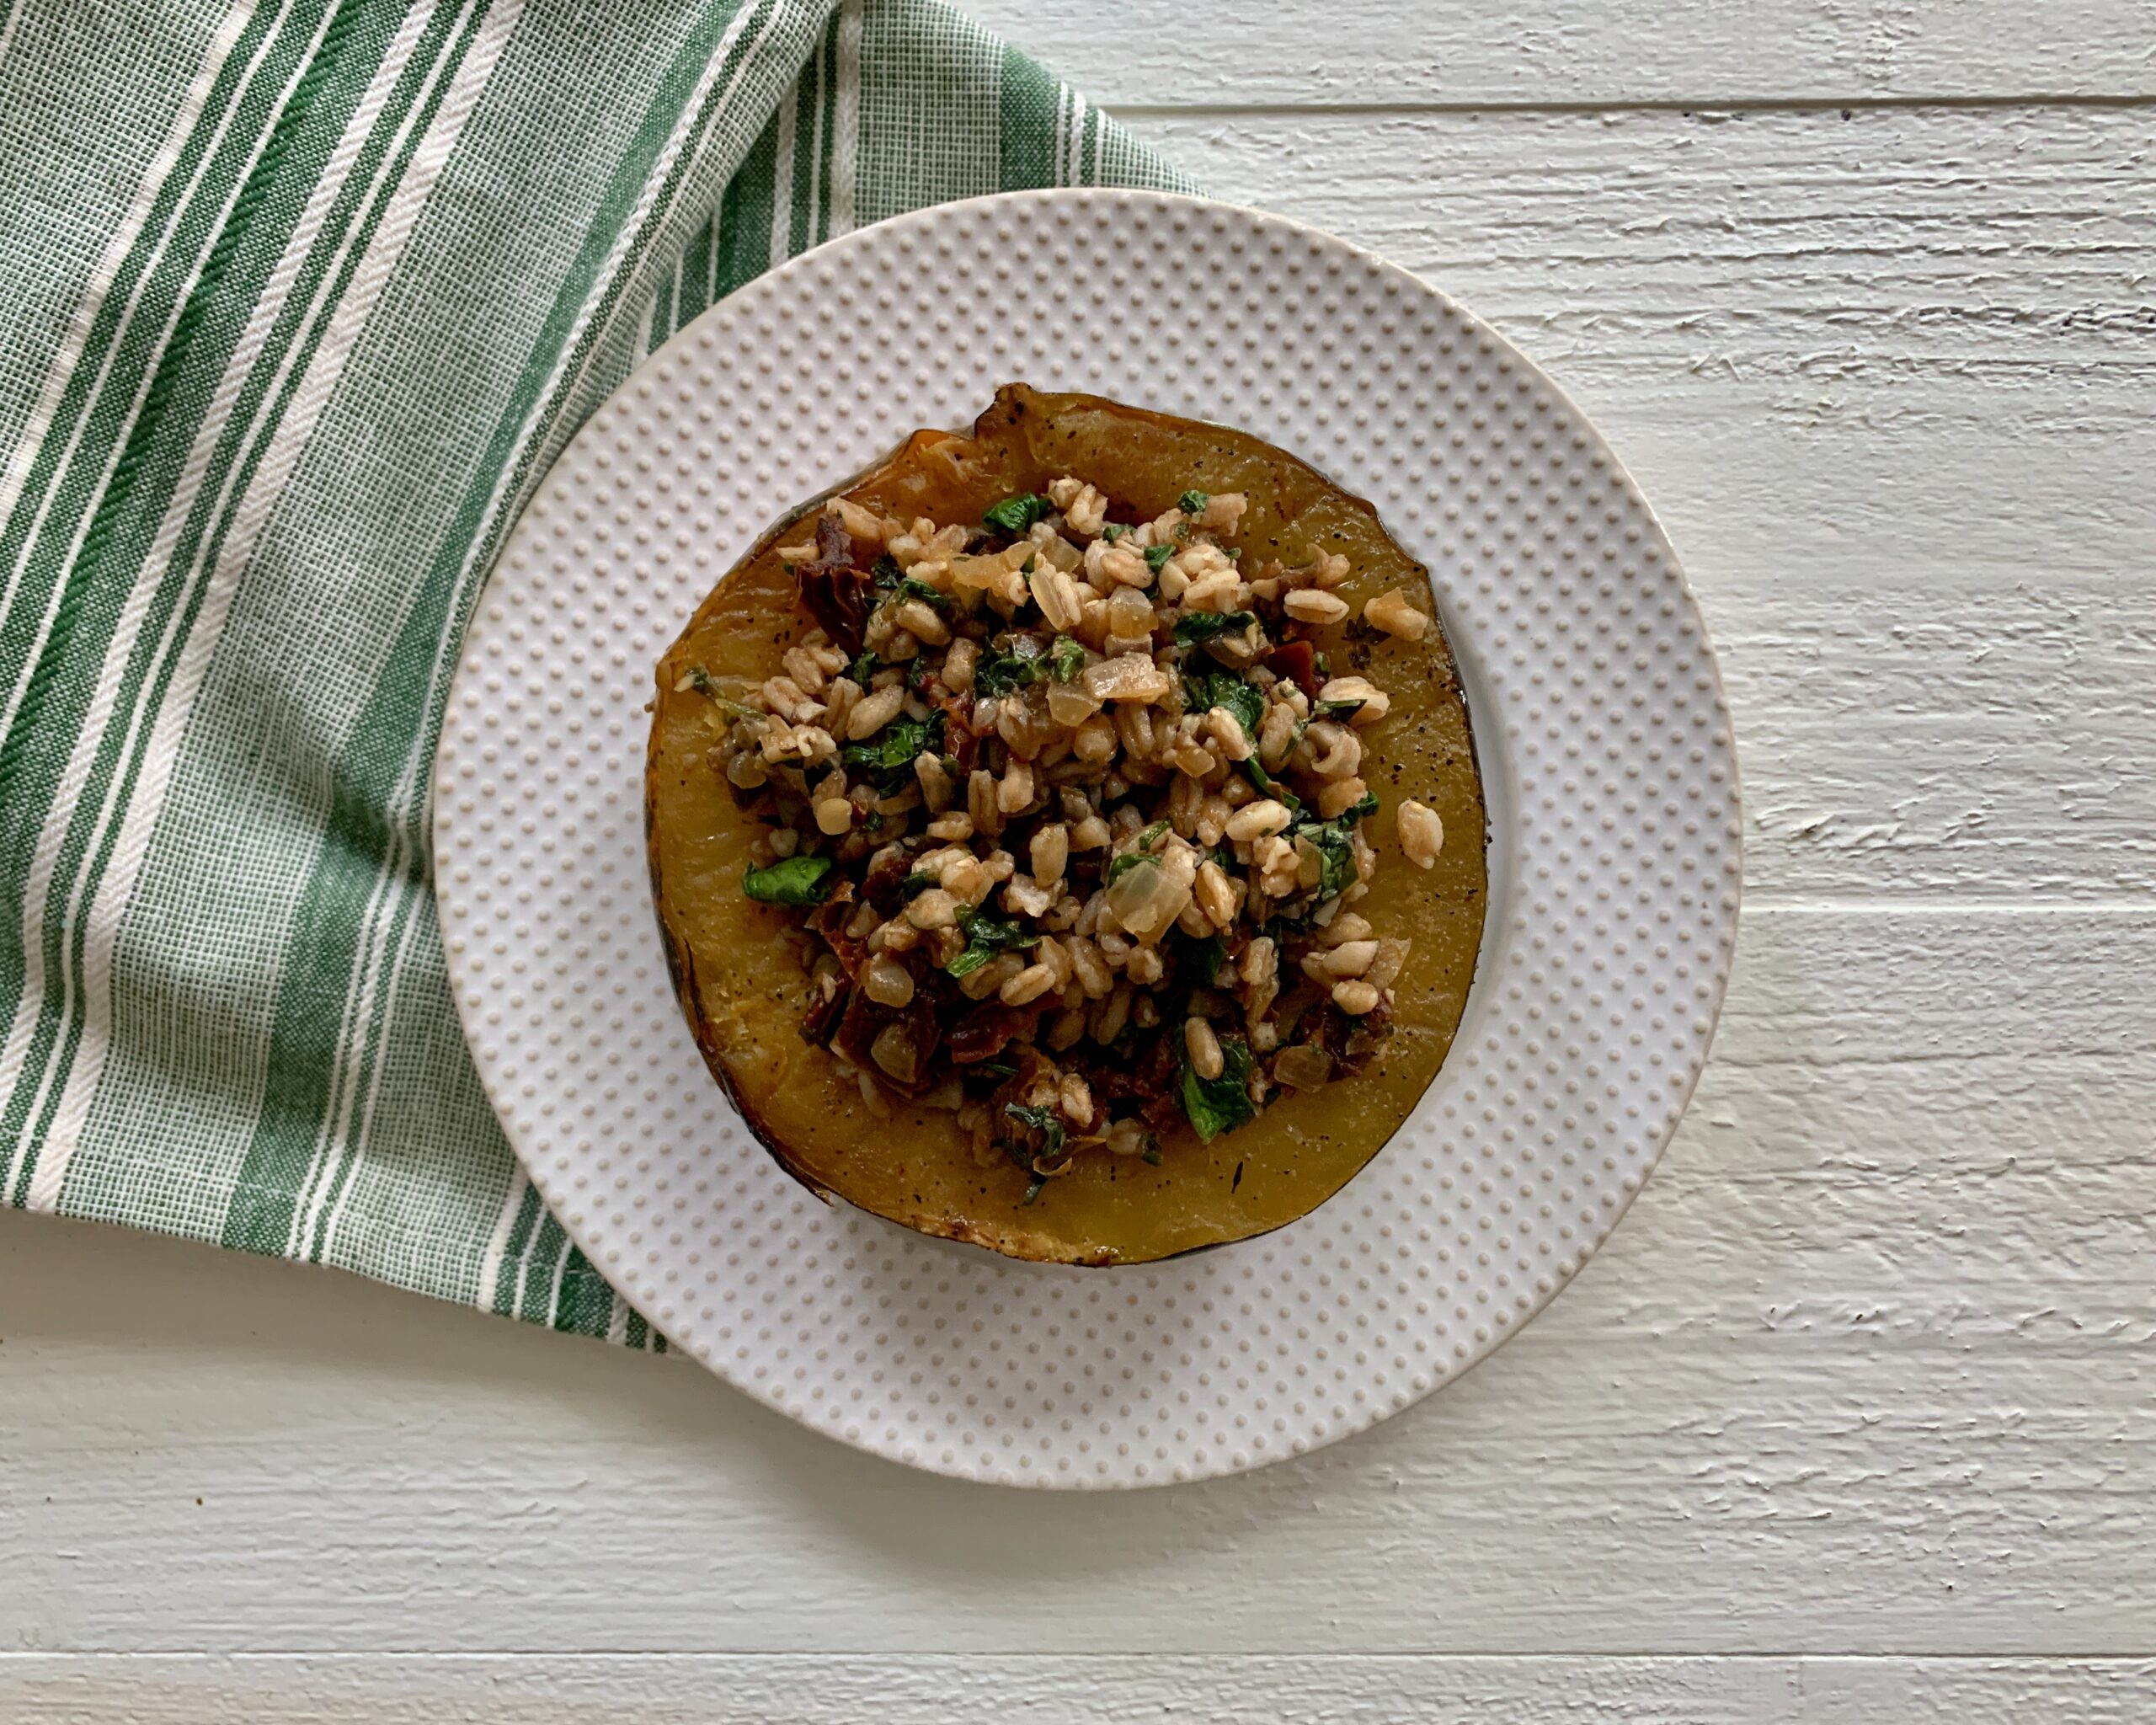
left=647, top=385, right=1487, bottom=1264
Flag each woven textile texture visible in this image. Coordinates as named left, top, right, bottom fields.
left=0, top=0, right=1187, bottom=1343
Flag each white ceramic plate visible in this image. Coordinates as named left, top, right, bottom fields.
left=434, top=189, right=1741, bottom=1487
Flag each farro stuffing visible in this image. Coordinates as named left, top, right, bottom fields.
left=686, top=473, right=1447, bottom=1198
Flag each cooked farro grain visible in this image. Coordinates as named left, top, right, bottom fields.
left=1397, top=798, right=1444, bottom=868
left=1363, top=585, right=1429, bottom=640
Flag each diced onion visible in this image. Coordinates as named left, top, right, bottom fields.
left=1102, top=856, right=1192, bottom=945
left=1046, top=680, right=1102, bottom=726
left=1080, top=652, right=1171, bottom=705
left=1273, top=1044, right=1334, bottom=1090
left=871, top=1019, right=924, bottom=1085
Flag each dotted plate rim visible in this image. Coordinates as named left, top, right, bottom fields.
left=434, top=189, right=1742, bottom=1487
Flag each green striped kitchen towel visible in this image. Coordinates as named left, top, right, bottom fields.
left=0, top=0, right=1189, bottom=1346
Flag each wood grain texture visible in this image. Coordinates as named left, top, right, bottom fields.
left=5, top=908, right=2151, bottom=1659
left=8, top=3, right=2153, bottom=1712
left=1118, top=104, right=2156, bottom=902
left=6, top=1654, right=2156, bottom=1724
left=969, top=0, right=2156, bottom=105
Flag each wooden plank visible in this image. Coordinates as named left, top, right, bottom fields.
left=4, top=905, right=2150, bottom=1657
left=1119, top=105, right=2156, bottom=900
left=6, top=1653, right=2156, bottom=1724
left=969, top=0, right=2156, bottom=105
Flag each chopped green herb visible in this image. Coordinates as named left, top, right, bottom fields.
left=1186, top=668, right=1264, bottom=745
left=1313, top=650, right=1331, bottom=680
left=1303, top=824, right=1356, bottom=900
left=1104, top=852, right=1153, bottom=887
left=899, top=870, right=940, bottom=899
left=1180, top=1035, right=1257, bottom=1143
left=890, top=577, right=950, bottom=611
left=984, top=494, right=1050, bottom=535
left=974, top=634, right=1049, bottom=697
left=1022, top=1175, right=1049, bottom=1205
left=945, top=904, right=1037, bottom=977
left=1138, top=819, right=1171, bottom=851
left=679, top=665, right=762, bottom=721
left=870, top=553, right=905, bottom=590
left=1003, top=1101, right=1070, bottom=1204
left=975, top=1060, right=1018, bottom=1079
left=1290, top=793, right=1378, bottom=901
left=1238, top=756, right=1304, bottom=816
left=1102, top=523, right=1128, bottom=543
left=1022, top=553, right=1038, bottom=574
left=846, top=649, right=878, bottom=686
left=1167, top=927, right=1225, bottom=986
left=1172, top=608, right=1257, bottom=646
left=1004, top=1103, right=1069, bottom=1164
left=1178, top=489, right=1209, bottom=515
left=1226, top=547, right=1243, bottom=561
left=1314, top=696, right=1365, bottom=721
left=841, top=710, right=943, bottom=793
left=1144, top=542, right=1175, bottom=574
left=741, top=854, right=835, bottom=907
left=1049, top=635, right=1086, bottom=681
left=1139, top=1143, right=1165, bottom=1167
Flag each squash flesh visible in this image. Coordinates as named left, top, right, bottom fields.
left=647, top=386, right=1486, bottom=1263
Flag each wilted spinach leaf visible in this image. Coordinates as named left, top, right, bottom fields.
left=1185, top=668, right=1264, bottom=744
left=1180, top=1035, right=1257, bottom=1143
left=1290, top=791, right=1379, bottom=901
left=1237, top=756, right=1303, bottom=817
left=1172, top=608, right=1257, bottom=646
left=984, top=494, right=1050, bottom=535
left=974, top=634, right=1049, bottom=697
left=1166, top=927, right=1225, bottom=986
left=841, top=710, right=944, bottom=793
left=742, top=854, right=835, bottom=907
left=1004, top=1103, right=1069, bottom=1164
left=890, top=577, right=950, bottom=611
left=945, top=904, right=1037, bottom=977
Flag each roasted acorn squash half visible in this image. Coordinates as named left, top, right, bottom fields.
left=647, top=385, right=1486, bottom=1264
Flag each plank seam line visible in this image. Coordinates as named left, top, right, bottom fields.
left=1107, top=93, right=2156, bottom=120
left=8, top=1651, right=2156, bottom=1664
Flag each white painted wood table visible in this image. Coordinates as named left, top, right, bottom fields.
left=8, top=4, right=2155, bottom=1718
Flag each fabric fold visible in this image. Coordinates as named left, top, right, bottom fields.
left=0, top=0, right=1190, bottom=1341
